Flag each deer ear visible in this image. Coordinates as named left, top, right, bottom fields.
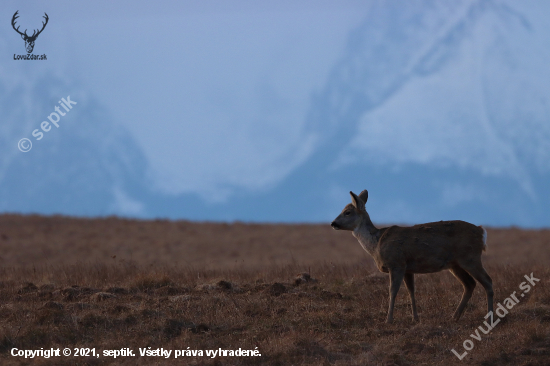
left=350, top=191, right=365, bottom=211
left=358, top=190, right=368, bottom=203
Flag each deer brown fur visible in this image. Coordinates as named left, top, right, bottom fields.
left=331, top=190, right=493, bottom=323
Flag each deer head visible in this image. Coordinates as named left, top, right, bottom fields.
left=331, top=190, right=371, bottom=231
left=12, top=11, right=49, bottom=54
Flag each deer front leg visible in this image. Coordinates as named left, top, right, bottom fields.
left=387, top=268, right=405, bottom=324
left=404, top=273, right=419, bottom=322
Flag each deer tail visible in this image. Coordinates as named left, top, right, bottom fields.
left=481, top=226, right=487, bottom=252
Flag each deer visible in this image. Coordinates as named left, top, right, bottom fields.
left=12, top=11, right=49, bottom=54
left=331, top=190, right=493, bottom=324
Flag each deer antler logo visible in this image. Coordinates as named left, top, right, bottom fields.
left=12, top=11, right=49, bottom=54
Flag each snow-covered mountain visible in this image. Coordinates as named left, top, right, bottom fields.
left=1, top=0, right=549, bottom=226
left=272, top=0, right=550, bottom=226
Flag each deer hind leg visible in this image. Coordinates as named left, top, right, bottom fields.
left=461, top=261, right=494, bottom=316
left=404, top=273, right=419, bottom=322
left=386, top=268, right=405, bottom=324
left=449, top=266, right=476, bottom=321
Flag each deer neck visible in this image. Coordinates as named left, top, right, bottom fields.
left=352, top=214, right=379, bottom=256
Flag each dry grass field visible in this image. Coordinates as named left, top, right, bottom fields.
left=0, top=214, right=549, bottom=365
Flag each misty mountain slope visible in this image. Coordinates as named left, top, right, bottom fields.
left=0, top=72, right=150, bottom=217
left=340, top=0, right=549, bottom=187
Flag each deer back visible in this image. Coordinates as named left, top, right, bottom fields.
left=376, top=220, right=485, bottom=273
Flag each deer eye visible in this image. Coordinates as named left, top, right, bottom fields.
left=344, top=211, right=350, bottom=216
